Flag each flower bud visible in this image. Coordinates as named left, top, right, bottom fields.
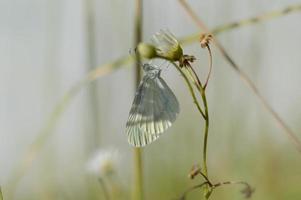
left=151, top=30, right=184, bottom=61
left=137, top=43, right=157, bottom=59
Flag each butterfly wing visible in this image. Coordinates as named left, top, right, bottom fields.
left=126, top=75, right=179, bottom=147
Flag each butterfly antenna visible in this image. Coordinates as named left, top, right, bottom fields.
left=158, top=59, right=170, bottom=72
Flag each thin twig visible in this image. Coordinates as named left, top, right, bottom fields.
left=212, top=180, right=250, bottom=188
left=203, top=45, right=212, bottom=90
left=179, top=180, right=254, bottom=200
left=178, top=0, right=301, bottom=152
left=212, top=181, right=255, bottom=198
left=198, top=171, right=212, bottom=186
left=171, top=62, right=206, bottom=119
left=179, top=3, right=301, bottom=45
left=177, top=182, right=209, bottom=200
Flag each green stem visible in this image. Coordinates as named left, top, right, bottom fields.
left=185, top=64, right=211, bottom=198
left=171, top=60, right=212, bottom=197
left=197, top=77, right=211, bottom=199
left=171, top=62, right=205, bottom=119
left=200, top=87, right=209, bottom=180
left=172, top=60, right=211, bottom=198
left=179, top=0, right=301, bottom=153
left=133, top=0, right=143, bottom=199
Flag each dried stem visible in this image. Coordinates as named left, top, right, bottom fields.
left=179, top=3, right=301, bottom=45
left=133, top=0, right=144, bottom=199
left=212, top=180, right=250, bottom=188
left=178, top=0, right=301, bottom=152
left=198, top=171, right=212, bottom=187
left=178, top=182, right=209, bottom=200
left=179, top=180, right=254, bottom=200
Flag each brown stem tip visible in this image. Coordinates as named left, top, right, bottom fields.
left=200, top=34, right=213, bottom=48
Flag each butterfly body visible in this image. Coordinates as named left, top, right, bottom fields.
left=126, top=63, right=179, bottom=147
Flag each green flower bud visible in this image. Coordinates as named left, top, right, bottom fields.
left=137, top=43, right=157, bottom=59
left=151, top=30, right=184, bottom=61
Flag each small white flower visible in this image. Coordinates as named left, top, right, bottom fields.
left=86, top=149, right=119, bottom=177
left=151, top=30, right=183, bottom=61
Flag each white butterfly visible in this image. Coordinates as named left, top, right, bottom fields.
left=126, top=63, right=179, bottom=147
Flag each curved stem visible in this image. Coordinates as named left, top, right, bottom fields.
left=184, top=63, right=211, bottom=198
left=171, top=62, right=206, bottom=119
left=178, top=0, right=301, bottom=153
left=178, top=182, right=209, bottom=200
left=203, top=45, right=212, bottom=90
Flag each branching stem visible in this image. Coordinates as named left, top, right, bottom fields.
left=178, top=0, right=301, bottom=153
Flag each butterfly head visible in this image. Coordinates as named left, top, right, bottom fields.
left=143, top=63, right=161, bottom=78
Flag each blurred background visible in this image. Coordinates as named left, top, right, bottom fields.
left=1, top=0, right=301, bottom=199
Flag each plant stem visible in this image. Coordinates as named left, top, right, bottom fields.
left=186, top=64, right=211, bottom=198
left=200, top=90, right=209, bottom=177
left=173, top=60, right=211, bottom=190
left=178, top=0, right=301, bottom=152
left=133, top=0, right=143, bottom=200
left=203, top=45, right=212, bottom=90
left=178, top=182, right=209, bottom=200
left=171, top=62, right=206, bottom=118
left=179, top=3, right=301, bottom=45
